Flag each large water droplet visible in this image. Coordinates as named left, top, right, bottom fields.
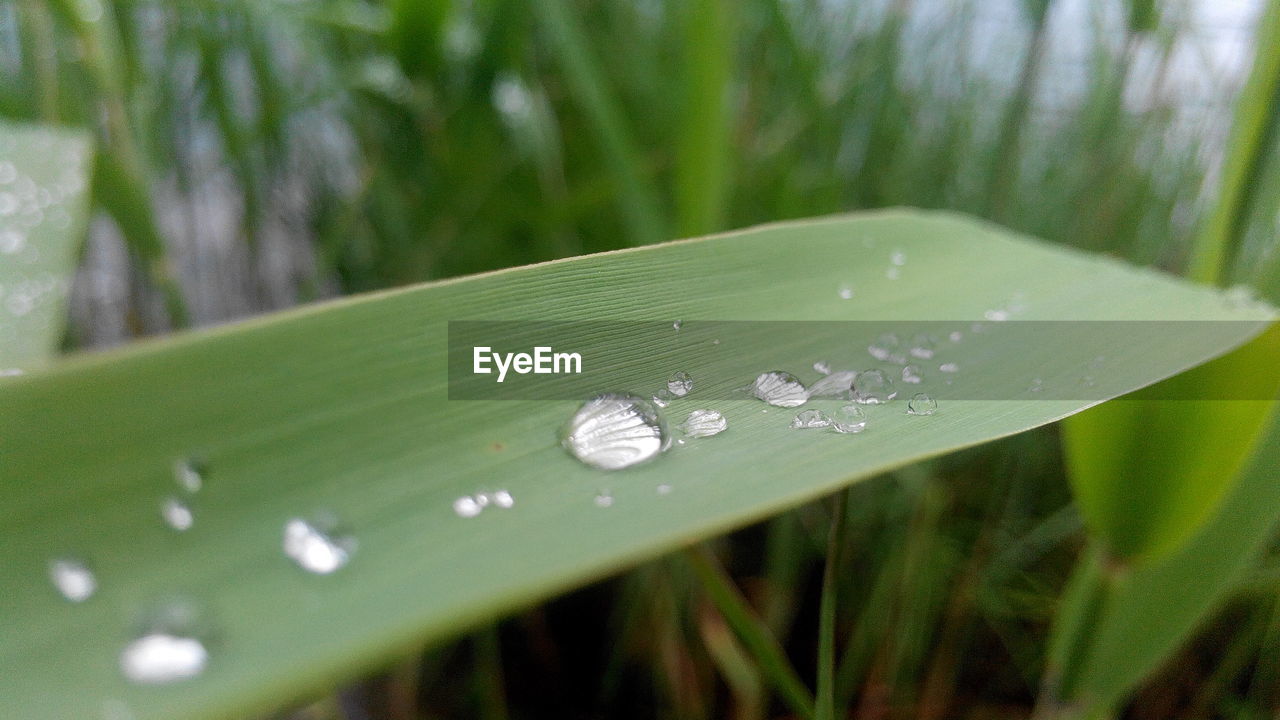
left=282, top=517, right=355, bottom=574
left=854, top=369, right=896, bottom=404
left=561, top=393, right=668, bottom=470
left=667, top=371, right=693, bottom=397
left=750, top=371, right=809, bottom=407
left=790, top=409, right=832, bottom=429
left=49, top=557, right=96, bottom=602
left=161, top=497, right=194, bottom=532
left=832, top=404, right=867, bottom=434
left=679, top=409, right=727, bottom=438
left=907, top=393, right=938, bottom=416
left=808, top=370, right=856, bottom=398
left=119, top=604, right=209, bottom=685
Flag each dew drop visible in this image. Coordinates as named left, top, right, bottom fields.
left=838, top=284, right=854, bottom=300
left=594, top=491, right=614, bottom=508
left=750, top=371, right=809, bottom=407
left=561, top=393, right=668, bottom=470
left=809, top=370, right=856, bottom=398
left=453, top=495, right=483, bottom=518
left=901, top=365, right=923, bottom=384
left=813, top=361, right=832, bottom=375
left=907, top=393, right=938, bottom=416
left=667, top=371, right=693, bottom=397
left=161, top=497, right=194, bottom=532
left=491, top=490, right=515, bottom=509
left=49, top=557, right=96, bottom=602
left=679, top=409, right=728, bottom=438
left=832, top=404, right=867, bottom=434
left=939, top=362, right=960, bottom=373
left=173, top=458, right=204, bottom=493
left=282, top=517, right=354, bottom=574
left=790, top=409, right=832, bottom=429
left=854, top=369, right=896, bottom=405
left=651, top=390, right=673, bottom=408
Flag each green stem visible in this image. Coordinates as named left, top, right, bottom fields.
left=685, top=546, right=816, bottom=720
left=815, top=490, right=849, bottom=720
left=1187, top=0, right=1280, bottom=284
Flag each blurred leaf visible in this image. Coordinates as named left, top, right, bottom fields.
left=0, top=121, right=93, bottom=369
left=0, top=211, right=1271, bottom=720
left=674, top=0, right=736, bottom=236
left=1063, top=325, right=1280, bottom=562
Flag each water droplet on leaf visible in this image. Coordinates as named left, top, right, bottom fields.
left=680, top=409, right=728, bottom=438
left=49, top=558, right=96, bottom=602
left=750, top=371, right=809, bottom=407
left=562, top=393, right=668, bottom=470
left=831, top=404, right=867, bottom=434
left=790, top=409, right=832, bottom=429
left=854, top=369, right=896, bottom=404
left=667, top=371, right=693, bottom=397
left=907, top=393, right=938, bottom=416
left=282, top=517, right=355, bottom=574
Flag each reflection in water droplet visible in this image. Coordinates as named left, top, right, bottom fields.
left=49, top=558, right=96, bottom=602
left=161, top=497, right=194, bottom=531
left=679, top=409, right=728, bottom=438
left=809, top=370, right=856, bottom=398
left=562, top=393, right=668, bottom=470
left=173, top=458, right=203, bottom=493
left=594, top=491, right=614, bottom=508
left=832, top=404, right=867, bottom=434
left=901, top=365, right=923, bottom=384
left=813, top=361, right=831, bottom=375
left=282, top=517, right=354, bottom=574
left=667, top=371, right=693, bottom=397
left=750, top=371, right=809, bottom=407
left=790, top=409, right=832, bottom=429
left=907, top=393, right=938, bottom=416
left=854, top=369, right=896, bottom=405
left=838, top=285, right=854, bottom=300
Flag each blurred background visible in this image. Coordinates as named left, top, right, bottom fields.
left=4, top=0, right=1280, bottom=717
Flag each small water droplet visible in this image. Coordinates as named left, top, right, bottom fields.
left=49, top=557, right=96, bottom=602
left=491, top=490, right=515, bottom=508
left=562, top=393, right=668, bottom=470
left=1029, top=378, right=1044, bottom=393
left=651, top=390, right=673, bottom=408
left=282, top=517, right=355, bottom=574
left=119, top=604, right=209, bottom=685
left=885, top=267, right=901, bottom=280
left=173, top=458, right=203, bottom=493
left=0, top=229, right=24, bottom=254
left=1082, top=375, right=1096, bottom=388
left=854, top=369, right=896, bottom=404
left=750, top=371, right=809, bottom=407
left=1089, top=355, right=1106, bottom=369
left=868, top=333, right=900, bottom=361
left=838, top=284, right=854, bottom=300
left=656, top=484, right=672, bottom=495
left=454, top=495, right=483, bottom=518
left=890, top=250, right=906, bottom=266
left=984, top=309, right=1009, bottom=322
left=0, top=161, right=15, bottom=184
left=813, top=361, right=832, bottom=375
left=908, top=335, right=935, bottom=359
left=809, top=370, right=857, bottom=397
left=831, top=404, right=867, bottom=434
left=939, top=362, right=960, bottom=373
left=667, top=371, right=693, bottom=397
left=0, top=367, right=24, bottom=378
left=790, top=409, right=832, bottom=429
left=907, top=393, right=938, bottom=416
left=711, top=338, right=721, bottom=346
left=948, top=331, right=963, bottom=343
left=161, top=497, right=194, bottom=532
left=679, top=409, right=728, bottom=438
left=672, top=320, right=683, bottom=331
left=901, top=365, right=923, bottom=384
left=594, top=491, right=614, bottom=508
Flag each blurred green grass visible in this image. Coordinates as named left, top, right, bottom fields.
left=4, top=0, right=1280, bottom=718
